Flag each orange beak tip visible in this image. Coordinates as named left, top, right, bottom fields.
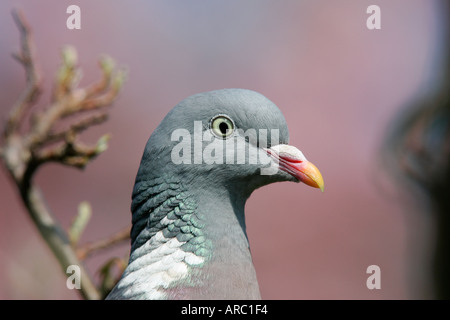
left=298, top=161, right=324, bottom=192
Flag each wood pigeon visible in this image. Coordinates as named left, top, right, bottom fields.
left=106, top=89, right=324, bottom=299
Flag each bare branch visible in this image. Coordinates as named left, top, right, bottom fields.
left=0, top=10, right=128, bottom=300
left=77, top=226, right=131, bottom=261
left=4, top=9, right=42, bottom=137
left=22, top=186, right=101, bottom=300
left=44, top=112, right=109, bottom=145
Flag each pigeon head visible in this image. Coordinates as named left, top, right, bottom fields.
left=108, top=89, right=324, bottom=300
left=136, top=88, right=324, bottom=198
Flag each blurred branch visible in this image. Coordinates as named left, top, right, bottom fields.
left=77, top=226, right=131, bottom=261
left=0, top=9, right=129, bottom=300
left=5, top=10, right=41, bottom=137
left=383, top=0, right=450, bottom=299
left=69, top=202, right=93, bottom=246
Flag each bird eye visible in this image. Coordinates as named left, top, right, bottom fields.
left=210, top=115, right=235, bottom=138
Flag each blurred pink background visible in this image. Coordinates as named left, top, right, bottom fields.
left=0, top=0, right=445, bottom=299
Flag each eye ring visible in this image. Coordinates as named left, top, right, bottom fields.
left=209, top=114, right=235, bottom=139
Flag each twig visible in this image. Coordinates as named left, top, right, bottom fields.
left=4, top=10, right=41, bottom=137
left=77, top=226, right=131, bottom=261
left=44, top=112, right=109, bottom=145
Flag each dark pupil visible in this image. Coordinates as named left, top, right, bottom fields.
left=219, top=121, right=229, bottom=135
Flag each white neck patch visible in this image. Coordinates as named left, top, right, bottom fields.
left=114, top=230, right=205, bottom=299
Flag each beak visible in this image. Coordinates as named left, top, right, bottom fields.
left=265, top=144, right=324, bottom=192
